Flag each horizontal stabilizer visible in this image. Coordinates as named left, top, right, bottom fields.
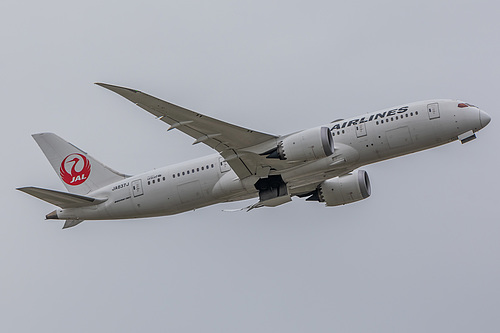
left=17, top=187, right=107, bottom=208
left=63, top=219, right=84, bottom=229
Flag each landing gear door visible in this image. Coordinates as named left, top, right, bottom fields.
left=132, top=179, right=144, bottom=197
left=428, top=103, right=440, bottom=120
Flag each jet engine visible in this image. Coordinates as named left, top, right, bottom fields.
left=267, top=127, right=334, bottom=162
left=308, top=170, right=371, bottom=206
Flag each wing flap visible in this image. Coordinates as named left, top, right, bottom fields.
left=219, top=149, right=253, bottom=178
left=17, top=187, right=107, bottom=208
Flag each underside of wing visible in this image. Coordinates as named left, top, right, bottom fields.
left=95, top=83, right=277, bottom=150
left=96, top=83, right=280, bottom=178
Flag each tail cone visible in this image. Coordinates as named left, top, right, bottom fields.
left=46, top=210, right=58, bottom=220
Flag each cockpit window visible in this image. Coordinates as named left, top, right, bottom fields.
left=458, top=103, right=478, bottom=108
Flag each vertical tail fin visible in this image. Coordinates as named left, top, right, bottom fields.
left=33, top=133, right=129, bottom=195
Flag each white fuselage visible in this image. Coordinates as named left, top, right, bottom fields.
left=54, top=99, right=488, bottom=221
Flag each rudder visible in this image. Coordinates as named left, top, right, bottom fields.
left=33, top=133, right=129, bottom=195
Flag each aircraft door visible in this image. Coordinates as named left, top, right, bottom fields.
left=356, top=123, right=367, bottom=138
left=428, top=103, right=440, bottom=120
left=219, top=157, right=230, bottom=173
left=131, top=179, right=144, bottom=197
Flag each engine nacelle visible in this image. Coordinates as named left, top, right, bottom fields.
left=316, top=170, right=371, bottom=206
left=269, top=127, right=334, bottom=161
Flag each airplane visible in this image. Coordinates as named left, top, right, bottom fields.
left=17, top=83, right=491, bottom=228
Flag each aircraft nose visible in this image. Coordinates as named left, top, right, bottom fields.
left=479, top=110, right=491, bottom=128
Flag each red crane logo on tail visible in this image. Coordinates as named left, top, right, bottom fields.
left=60, top=153, right=91, bottom=186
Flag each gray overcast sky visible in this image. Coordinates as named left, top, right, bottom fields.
left=1, top=0, right=499, bottom=332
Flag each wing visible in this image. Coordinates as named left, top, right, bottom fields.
left=96, top=83, right=280, bottom=178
